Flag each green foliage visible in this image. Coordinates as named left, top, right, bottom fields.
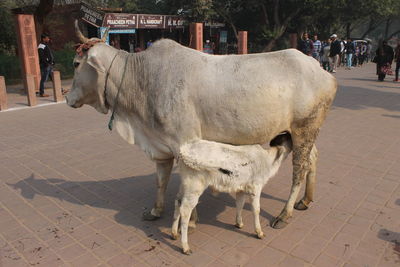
left=0, top=53, right=21, bottom=83
left=0, top=1, right=17, bottom=54
left=53, top=42, right=76, bottom=79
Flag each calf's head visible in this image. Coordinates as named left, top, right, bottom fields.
left=65, top=21, right=112, bottom=114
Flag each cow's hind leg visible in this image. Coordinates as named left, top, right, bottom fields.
left=143, top=159, right=174, bottom=220
left=295, top=145, right=318, bottom=210
left=271, top=126, right=319, bottom=229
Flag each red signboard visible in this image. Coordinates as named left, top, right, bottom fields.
left=15, top=14, right=41, bottom=93
left=138, top=14, right=164, bottom=29
left=103, top=13, right=137, bottom=28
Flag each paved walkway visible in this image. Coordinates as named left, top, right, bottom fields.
left=0, top=63, right=399, bottom=267
left=4, top=79, right=73, bottom=110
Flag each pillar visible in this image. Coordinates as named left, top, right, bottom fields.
left=289, top=33, right=298, bottom=49
left=15, top=14, right=41, bottom=93
left=189, top=23, right=203, bottom=51
left=238, top=31, right=248, bottom=54
left=0, top=76, right=7, bottom=111
left=25, top=75, right=37, bottom=107
left=52, top=71, right=63, bottom=102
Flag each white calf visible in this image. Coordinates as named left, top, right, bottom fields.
left=172, top=134, right=292, bottom=254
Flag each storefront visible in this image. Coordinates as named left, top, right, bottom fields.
left=80, top=3, right=187, bottom=52
left=79, top=3, right=228, bottom=54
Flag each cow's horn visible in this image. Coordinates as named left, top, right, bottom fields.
left=101, top=27, right=110, bottom=42
left=75, top=20, right=89, bottom=43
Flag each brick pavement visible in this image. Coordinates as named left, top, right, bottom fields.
left=0, top=63, right=399, bottom=266
left=4, top=79, right=72, bottom=110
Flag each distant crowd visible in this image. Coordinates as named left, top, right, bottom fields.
left=297, top=33, right=373, bottom=73
left=298, top=33, right=400, bottom=82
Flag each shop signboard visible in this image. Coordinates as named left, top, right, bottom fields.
left=138, top=14, right=164, bottom=29
left=103, top=13, right=138, bottom=29
left=80, top=3, right=104, bottom=27
left=100, top=27, right=136, bottom=45
left=165, top=16, right=185, bottom=29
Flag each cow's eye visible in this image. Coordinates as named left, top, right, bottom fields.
left=74, top=62, right=80, bottom=68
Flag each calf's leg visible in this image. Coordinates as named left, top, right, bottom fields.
left=179, top=180, right=206, bottom=254
left=249, top=188, right=264, bottom=238
left=171, top=185, right=183, bottom=240
left=235, top=191, right=246, bottom=228
left=143, top=159, right=173, bottom=220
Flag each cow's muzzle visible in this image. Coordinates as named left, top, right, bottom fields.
left=65, top=95, right=83, bottom=108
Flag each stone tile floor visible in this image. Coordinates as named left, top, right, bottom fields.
left=0, top=63, right=399, bottom=266
left=4, top=79, right=72, bottom=110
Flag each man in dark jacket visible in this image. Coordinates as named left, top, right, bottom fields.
left=298, top=33, right=314, bottom=56
left=38, top=33, right=54, bottom=97
left=328, top=34, right=341, bottom=73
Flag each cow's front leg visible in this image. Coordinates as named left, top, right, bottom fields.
left=295, top=145, right=318, bottom=210
left=271, top=140, right=316, bottom=229
left=143, top=159, right=174, bottom=220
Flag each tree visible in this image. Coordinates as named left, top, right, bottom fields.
left=0, top=0, right=18, bottom=54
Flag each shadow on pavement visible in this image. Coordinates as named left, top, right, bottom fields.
left=333, top=85, right=400, bottom=112
left=9, top=174, right=284, bottom=251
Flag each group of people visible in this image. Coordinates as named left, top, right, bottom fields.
left=298, top=33, right=337, bottom=72
left=298, top=32, right=400, bottom=82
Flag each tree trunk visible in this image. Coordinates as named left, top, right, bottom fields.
left=346, top=23, right=351, bottom=39
left=263, top=39, right=277, bottom=52
left=361, top=18, right=383, bottom=39
left=34, top=0, right=54, bottom=40
left=384, top=18, right=391, bottom=39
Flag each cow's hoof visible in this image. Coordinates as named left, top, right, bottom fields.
left=142, top=211, right=160, bottom=221
left=182, top=248, right=192, bottom=255
left=271, top=217, right=288, bottom=229
left=294, top=200, right=309, bottom=211
left=235, top=223, right=244, bottom=229
left=256, top=231, right=265, bottom=239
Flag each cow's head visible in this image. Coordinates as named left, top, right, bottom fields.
left=65, top=21, right=112, bottom=114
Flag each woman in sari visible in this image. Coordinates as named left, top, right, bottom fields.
left=375, top=40, right=394, bottom=81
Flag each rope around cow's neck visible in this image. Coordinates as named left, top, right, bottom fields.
left=106, top=53, right=129, bottom=131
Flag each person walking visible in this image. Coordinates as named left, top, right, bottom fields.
left=345, top=38, right=355, bottom=69
left=321, top=39, right=331, bottom=71
left=359, top=42, right=367, bottom=66
left=298, top=33, right=314, bottom=56
left=312, top=34, right=322, bottom=62
left=374, top=40, right=394, bottom=81
left=37, top=33, right=54, bottom=97
left=394, top=41, right=400, bottom=82
left=328, top=34, right=341, bottom=73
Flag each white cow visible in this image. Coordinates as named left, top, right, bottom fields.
left=66, top=22, right=337, bottom=230
left=173, top=134, right=292, bottom=254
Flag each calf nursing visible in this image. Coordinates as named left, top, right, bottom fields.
left=172, top=133, right=292, bottom=254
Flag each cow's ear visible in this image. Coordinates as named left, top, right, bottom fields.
left=87, top=50, right=106, bottom=73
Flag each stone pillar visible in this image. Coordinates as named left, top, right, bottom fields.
left=289, top=33, right=298, bottom=49
left=52, top=71, right=63, bottom=102
left=0, top=76, right=7, bottom=111
left=15, top=14, right=41, bottom=93
left=238, top=31, right=248, bottom=54
left=25, top=75, right=37, bottom=107
left=189, top=23, right=203, bottom=51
